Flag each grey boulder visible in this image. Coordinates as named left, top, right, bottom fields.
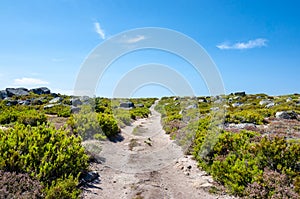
left=49, top=97, right=63, bottom=104
left=6, top=88, right=29, bottom=97
left=275, top=111, right=298, bottom=120
left=70, top=98, right=82, bottom=106
left=0, top=90, right=8, bottom=99
left=30, top=87, right=51, bottom=95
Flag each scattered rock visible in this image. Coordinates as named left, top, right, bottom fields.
left=18, top=100, right=31, bottom=105
left=186, top=104, right=197, bottom=109
left=120, top=101, right=134, bottom=108
left=51, top=93, right=59, bottom=98
left=265, top=102, right=275, bottom=108
left=228, top=123, right=256, bottom=129
left=71, top=106, right=81, bottom=113
left=70, top=98, right=82, bottom=106
left=233, top=96, right=241, bottom=100
left=275, top=111, right=298, bottom=120
left=234, top=91, right=246, bottom=97
left=232, top=102, right=243, bottom=107
left=210, top=107, right=220, bottom=111
left=44, top=103, right=61, bottom=109
left=213, top=99, right=224, bottom=104
left=144, top=139, right=152, bottom=146
left=49, top=97, right=63, bottom=104
left=32, top=98, right=44, bottom=105
left=286, top=97, right=293, bottom=102
left=79, top=171, right=100, bottom=186
left=0, top=126, right=9, bottom=131
left=198, top=98, right=207, bottom=103
left=0, top=90, right=8, bottom=99
left=30, top=87, right=51, bottom=95
left=259, top=99, right=273, bottom=106
left=200, top=182, right=213, bottom=188
left=6, top=88, right=29, bottom=97
left=6, top=100, right=18, bottom=106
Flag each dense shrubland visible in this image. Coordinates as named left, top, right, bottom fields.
left=0, top=92, right=156, bottom=197
left=157, top=94, right=300, bottom=198
left=0, top=123, right=88, bottom=198
left=0, top=106, right=47, bottom=126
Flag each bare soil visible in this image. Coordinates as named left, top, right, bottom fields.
left=82, top=101, right=236, bottom=199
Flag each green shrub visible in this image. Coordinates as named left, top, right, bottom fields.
left=44, top=105, right=71, bottom=117
left=44, top=175, right=80, bottom=199
left=226, top=109, right=265, bottom=124
left=193, top=127, right=300, bottom=197
left=0, top=123, right=88, bottom=196
left=130, top=107, right=150, bottom=119
left=98, top=113, right=120, bottom=137
left=113, top=108, right=132, bottom=127
left=0, top=107, right=47, bottom=126
left=68, top=105, right=104, bottom=140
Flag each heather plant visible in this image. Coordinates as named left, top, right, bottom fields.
left=68, top=105, right=104, bottom=140
left=245, top=168, right=298, bottom=199
left=97, top=112, right=120, bottom=137
left=0, top=106, right=47, bottom=126
left=0, top=170, right=43, bottom=199
left=44, top=104, right=71, bottom=117
left=0, top=123, right=89, bottom=197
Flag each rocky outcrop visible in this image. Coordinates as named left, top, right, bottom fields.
left=6, top=88, right=29, bottom=97
left=30, top=87, right=51, bottom=95
left=232, top=102, right=243, bottom=107
left=120, top=101, right=134, bottom=108
left=49, top=97, right=63, bottom=104
left=0, top=90, right=7, bottom=99
left=234, top=91, right=246, bottom=97
left=259, top=99, right=274, bottom=106
left=136, top=104, right=144, bottom=108
left=70, top=98, right=82, bottom=106
left=71, top=106, right=81, bottom=113
left=275, top=111, right=298, bottom=120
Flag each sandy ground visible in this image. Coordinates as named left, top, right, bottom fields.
left=82, top=101, right=236, bottom=199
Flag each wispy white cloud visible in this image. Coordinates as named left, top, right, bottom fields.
left=94, top=22, right=105, bottom=39
left=13, top=77, right=49, bottom=86
left=123, top=35, right=146, bottom=44
left=217, top=38, right=268, bottom=50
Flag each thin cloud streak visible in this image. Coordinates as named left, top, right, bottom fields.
left=123, top=35, right=146, bottom=44
left=217, top=38, right=268, bottom=50
left=14, top=77, right=49, bottom=86
left=94, top=22, right=105, bottom=39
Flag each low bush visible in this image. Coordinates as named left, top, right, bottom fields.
left=98, top=113, right=120, bottom=137
left=0, top=170, right=43, bottom=199
left=193, top=125, right=300, bottom=197
left=0, top=107, right=47, bottom=126
left=0, top=123, right=88, bottom=197
left=130, top=107, right=150, bottom=119
left=44, top=104, right=71, bottom=117
left=68, top=105, right=104, bottom=140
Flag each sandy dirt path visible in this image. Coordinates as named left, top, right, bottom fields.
left=82, top=101, right=235, bottom=199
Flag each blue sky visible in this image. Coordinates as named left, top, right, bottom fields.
left=0, top=0, right=299, bottom=97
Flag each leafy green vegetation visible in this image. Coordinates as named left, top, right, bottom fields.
left=0, top=106, right=47, bottom=126
left=157, top=94, right=300, bottom=198
left=0, top=123, right=88, bottom=198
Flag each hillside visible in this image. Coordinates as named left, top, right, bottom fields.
left=0, top=87, right=299, bottom=198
